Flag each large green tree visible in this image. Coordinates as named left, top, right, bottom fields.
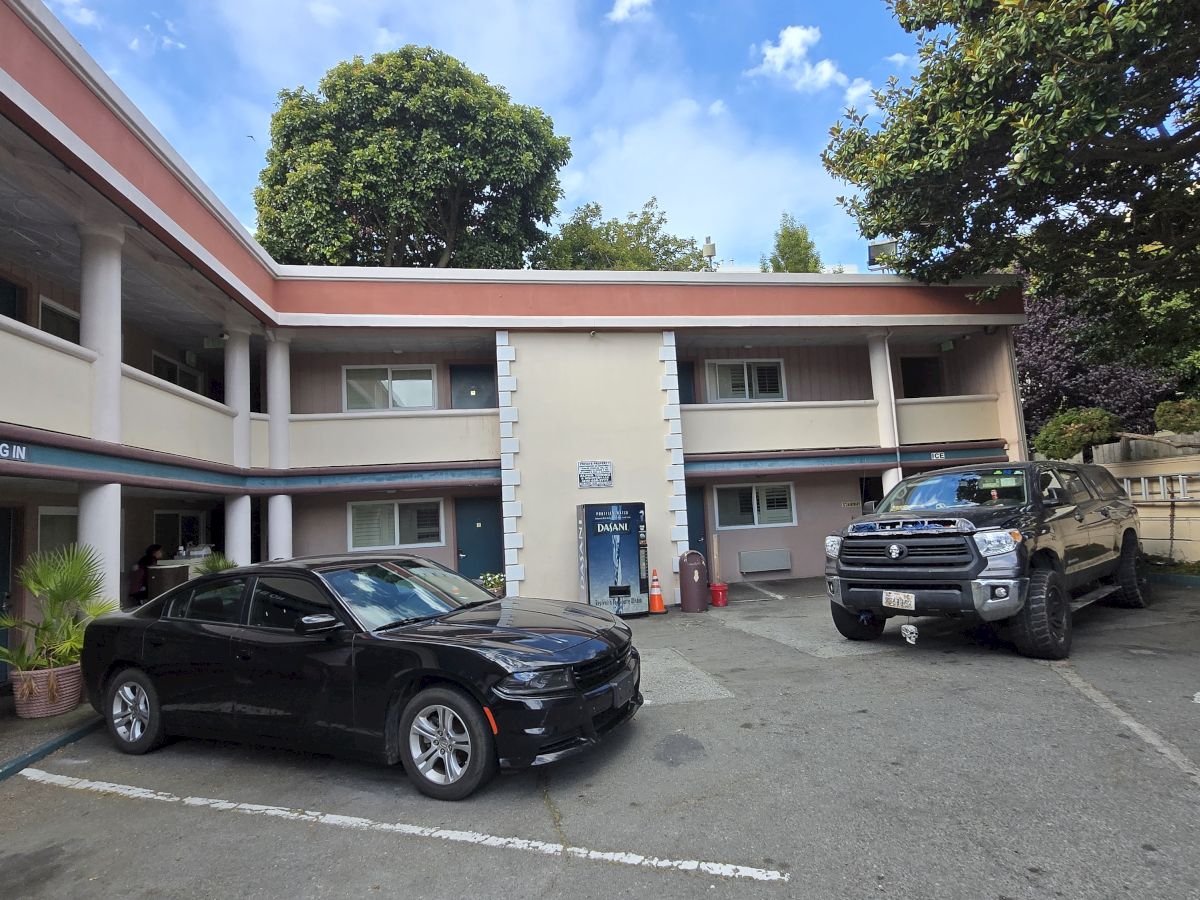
left=255, top=46, right=571, bottom=268
left=822, top=1, right=1200, bottom=289
left=531, top=198, right=707, bottom=271
left=760, top=213, right=822, bottom=273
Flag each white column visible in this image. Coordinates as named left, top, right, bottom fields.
left=78, top=224, right=125, bottom=443
left=224, top=327, right=252, bottom=565
left=266, top=332, right=293, bottom=559
left=867, top=332, right=904, bottom=491
left=79, top=483, right=121, bottom=603
left=223, top=494, right=252, bottom=568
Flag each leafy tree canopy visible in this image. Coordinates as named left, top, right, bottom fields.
left=255, top=46, right=571, bottom=268
left=531, top=198, right=708, bottom=271
left=823, top=1, right=1200, bottom=288
left=760, top=213, right=822, bottom=273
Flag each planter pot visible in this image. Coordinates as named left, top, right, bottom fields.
left=11, top=662, right=83, bottom=719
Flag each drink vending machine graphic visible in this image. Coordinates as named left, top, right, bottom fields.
left=576, top=502, right=649, bottom=617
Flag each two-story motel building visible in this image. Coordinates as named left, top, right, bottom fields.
left=0, top=0, right=1026, bottom=652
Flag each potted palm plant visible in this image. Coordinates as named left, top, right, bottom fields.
left=0, top=544, right=117, bottom=718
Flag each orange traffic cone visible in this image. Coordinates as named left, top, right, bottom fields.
left=648, top=569, right=667, bottom=615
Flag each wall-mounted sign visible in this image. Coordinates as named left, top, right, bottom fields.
left=930, top=451, right=946, bottom=460
left=841, top=500, right=860, bottom=508
left=0, top=442, right=28, bottom=461
left=578, top=460, right=614, bottom=489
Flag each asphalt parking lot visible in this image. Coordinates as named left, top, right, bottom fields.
left=2, top=581, right=1198, bottom=899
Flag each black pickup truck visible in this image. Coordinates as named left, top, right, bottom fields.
left=824, top=462, right=1146, bottom=659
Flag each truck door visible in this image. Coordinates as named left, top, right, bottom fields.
left=1055, top=466, right=1114, bottom=587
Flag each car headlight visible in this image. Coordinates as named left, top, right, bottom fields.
left=973, top=529, right=1022, bottom=557
left=824, top=535, right=843, bottom=559
left=497, top=667, right=575, bottom=695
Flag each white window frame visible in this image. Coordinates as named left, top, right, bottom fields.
left=342, top=364, right=438, bottom=413
left=151, top=351, right=203, bottom=394
left=712, top=483, right=797, bottom=530
left=37, top=506, right=78, bottom=552
left=346, top=498, right=446, bottom=551
left=153, top=509, right=208, bottom=551
left=704, top=358, right=787, bottom=403
left=38, top=296, right=80, bottom=343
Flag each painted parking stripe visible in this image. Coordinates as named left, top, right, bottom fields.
left=18, top=767, right=789, bottom=883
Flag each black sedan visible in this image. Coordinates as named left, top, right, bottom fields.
left=81, top=554, right=642, bottom=800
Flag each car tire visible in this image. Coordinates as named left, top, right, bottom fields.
left=1010, top=568, right=1072, bottom=660
left=399, top=686, right=497, bottom=801
left=103, top=668, right=166, bottom=755
left=829, top=601, right=886, bottom=641
left=1112, top=533, right=1150, bottom=608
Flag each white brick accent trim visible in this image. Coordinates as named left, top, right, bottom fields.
left=497, top=375, right=517, bottom=392
left=500, top=422, right=514, bottom=439
left=661, top=330, right=689, bottom=559
left=496, top=345, right=516, bottom=361
left=497, top=360, right=511, bottom=377
left=499, top=407, right=519, bottom=423
left=502, top=501, right=523, bottom=518
left=667, top=494, right=687, bottom=511
left=665, top=433, right=683, bottom=450
left=670, top=525, right=690, bottom=542
left=503, top=532, right=524, bottom=549
left=498, top=329, right=525, bottom=593
left=500, top=437, right=520, bottom=454
left=501, top=485, right=516, bottom=502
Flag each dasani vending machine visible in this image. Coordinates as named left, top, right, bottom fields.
left=576, top=502, right=649, bottom=617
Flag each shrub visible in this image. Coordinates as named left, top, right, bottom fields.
left=1154, top=398, right=1200, bottom=434
left=194, top=552, right=238, bottom=575
left=479, top=572, right=506, bottom=595
left=1032, top=407, right=1119, bottom=460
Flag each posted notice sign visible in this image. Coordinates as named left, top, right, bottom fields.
left=577, top=460, right=614, bottom=489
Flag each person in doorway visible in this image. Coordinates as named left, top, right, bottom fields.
left=129, top=544, right=164, bottom=606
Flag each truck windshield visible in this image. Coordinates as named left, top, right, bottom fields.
left=877, top=468, right=1028, bottom=513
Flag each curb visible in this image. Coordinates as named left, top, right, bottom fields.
left=0, top=716, right=103, bottom=784
left=1148, top=572, right=1200, bottom=589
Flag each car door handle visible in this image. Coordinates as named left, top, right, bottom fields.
left=235, top=650, right=253, bottom=661
left=148, top=637, right=166, bottom=647
left=1098, top=507, right=1110, bottom=517
left=1073, top=512, right=1085, bottom=522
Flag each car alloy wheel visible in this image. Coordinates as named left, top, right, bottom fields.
left=111, top=681, right=151, bottom=743
left=408, top=704, right=472, bottom=786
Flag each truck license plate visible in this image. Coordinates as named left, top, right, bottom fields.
left=882, top=590, right=916, bottom=610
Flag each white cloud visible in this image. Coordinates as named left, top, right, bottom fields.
left=886, top=52, right=915, bottom=69
left=844, top=77, right=873, bottom=107
left=707, top=99, right=726, bottom=116
left=50, top=0, right=99, bottom=27
left=309, top=2, right=341, bottom=27
left=607, top=0, right=652, bottom=23
left=128, top=36, right=139, bottom=51
left=747, top=25, right=847, bottom=93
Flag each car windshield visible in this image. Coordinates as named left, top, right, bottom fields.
left=877, top=468, right=1029, bottom=513
left=318, top=561, right=494, bottom=631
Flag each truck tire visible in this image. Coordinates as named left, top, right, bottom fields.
left=830, top=601, right=886, bottom=641
left=1011, top=568, right=1071, bottom=660
left=1112, top=533, right=1150, bottom=608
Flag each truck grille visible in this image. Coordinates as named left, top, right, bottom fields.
left=840, top=536, right=973, bottom=568
left=574, top=644, right=631, bottom=691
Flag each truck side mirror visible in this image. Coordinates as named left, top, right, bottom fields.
left=863, top=501, right=877, bottom=513
left=1043, top=487, right=1068, bottom=507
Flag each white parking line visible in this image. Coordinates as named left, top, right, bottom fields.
left=1051, top=664, right=1200, bottom=791
left=18, top=767, right=789, bottom=883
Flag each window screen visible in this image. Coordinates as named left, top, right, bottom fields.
left=715, top=484, right=794, bottom=528
left=247, top=577, right=332, bottom=630
left=350, top=502, right=397, bottom=549
left=349, top=500, right=442, bottom=549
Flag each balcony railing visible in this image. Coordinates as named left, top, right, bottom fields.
left=681, top=400, right=880, bottom=454
left=121, top=366, right=236, bottom=463
left=289, top=409, right=501, bottom=468
left=896, top=394, right=1000, bottom=445
left=0, top=317, right=96, bottom=438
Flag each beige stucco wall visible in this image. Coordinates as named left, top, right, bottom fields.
left=120, top=372, right=235, bottom=463
left=289, top=410, right=500, bottom=468
left=896, top=395, right=1000, bottom=445
left=250, top=415, right=269, bottom=468
left=702, top=473, right=864, bottom=583
left=681, top=400, right=879, bottom=454
left=0, top=327, right=94, bottom=437
left=509, top=331, right=676, bottom=601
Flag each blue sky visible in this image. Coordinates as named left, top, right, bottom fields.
left=47, top=0, right=921, bottom=271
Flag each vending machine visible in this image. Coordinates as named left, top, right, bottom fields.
left=576, top=502, right=649, bottom=617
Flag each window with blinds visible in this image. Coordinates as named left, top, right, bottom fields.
left=707, top=360, right=785, bottom=401
left=349, top=500, right=443, bottom=550
left=714, top=484, right=795, bottom=528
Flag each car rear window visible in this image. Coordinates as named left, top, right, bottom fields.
left=165, top=579, right=247, bottom=624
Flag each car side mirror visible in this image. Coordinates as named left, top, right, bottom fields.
left=294, top=613, right=343, bottom=636
left=863, top=501, right=877, bottom=513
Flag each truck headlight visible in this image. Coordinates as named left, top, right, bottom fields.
left=497, top=667, right=574, bottom=695
left=973, top=530, right=1022, bottom=557
left=824, top=535, right=843, bottom=559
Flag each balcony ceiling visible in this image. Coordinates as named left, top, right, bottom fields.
left=0, top=114, right=244, bottom=351
left=675, top=325, right=992, bottom=349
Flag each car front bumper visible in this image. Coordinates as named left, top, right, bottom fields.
left=827, top=575, right=1028, bottom=622
left=490, top=649, right=642, bottom=769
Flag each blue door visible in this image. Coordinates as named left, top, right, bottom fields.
left=0, top=508, right=16, bottom=684
left=454, top=497, right=504, bottom=581
left=686, top=486, right=708, bottom=563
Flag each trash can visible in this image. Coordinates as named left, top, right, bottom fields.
left=678, top=550, right=709, bottom=613
left=710, top=582, right=728, bottom=607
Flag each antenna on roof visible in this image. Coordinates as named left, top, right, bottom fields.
left=702, top=236, right=716, bottom=272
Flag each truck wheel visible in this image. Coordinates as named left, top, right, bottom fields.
left=1011, top=569, right=1071, bottom=660
left=830, top=601, right=885, bottom=641
left=1112, top=534, right=1150, bottom=608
